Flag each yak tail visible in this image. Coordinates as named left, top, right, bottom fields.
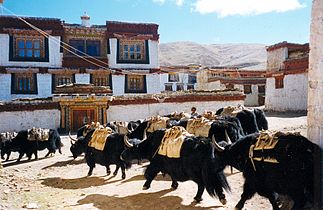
left=55, top=135, right=63, bottom=154
left=202, top=158, right=231, bottom=199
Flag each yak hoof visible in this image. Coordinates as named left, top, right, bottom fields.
left=171, top=183, right=178, bottom=190
left=122, top=174, right=126, bottom=179
left=107, top=171, right=111, bottom=176
left=194, top=197, right=203, bottom=203
left=142, top=186, right=150, bottom=190
left=113, top=171, right=117, bottom=176
left=220, top=198, right=227, bottom=205
left=87, top=172, right=92, bottom=176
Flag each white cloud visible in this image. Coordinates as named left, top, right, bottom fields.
left=152, top=0, right=184, bottom=6
left=193, top=0, right=305, bottom=17
left=153, top=0, right=166, bottom=5
left=175, top=0, right=184, bottom=6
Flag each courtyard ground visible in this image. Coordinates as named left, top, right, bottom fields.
left=0, top=111, right=307, bottom=210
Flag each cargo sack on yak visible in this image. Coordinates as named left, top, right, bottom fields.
left=248, top=130, right=295, bottom=171
left=27, top=128, right=50, bottom=141
left=186, top=117, right=212, bottom=137
left=146, top=116, right=169, bottom=133
left=158, top=126, right=193, bottom=158
left=220, top=105, right=244, bottom=117
left=88, top=127, right=113, bottom=151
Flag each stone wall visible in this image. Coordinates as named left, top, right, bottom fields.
left=267, top=47, right=288, bottom=71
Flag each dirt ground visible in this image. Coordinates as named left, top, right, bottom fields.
left=0, top=111, right=307, bottom=210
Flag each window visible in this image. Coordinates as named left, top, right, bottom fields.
left=165, top=83, right=173, bottom=91
left=10, top=35, right=49, bottom=62
left=226, top=83, right=234, bottom=89
left=168, top=74, right=179, bottom=82
left=275, top=77, right=284, bottom=89
left=125, top=75, right=147, bottom=93
left=117, top=40, right=149, bottom=64
left=69, top=40, right=101, bottom=56
left=188, top=74, right=197, bottom=83
left=90, top=74, right=112, bottom=88
left=52, top=74, right=75, bottom=92
left=258, top=85, right=265, bottom=94
left=244, top=85, right=252, bottom=94
left=176, top=83, right=184, bottom=91
left=187, top=84, right=195, bottom=90
left=11, top=73, right=38, bottom=94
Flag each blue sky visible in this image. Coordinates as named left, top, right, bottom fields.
left=0, top=0, right=312, bottom=45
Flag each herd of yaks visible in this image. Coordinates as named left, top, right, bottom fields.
left=0, top=106, right=320, bottom=209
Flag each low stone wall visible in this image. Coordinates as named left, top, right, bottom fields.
left=0, top=100, right=60, bottom=132
left=0, top=110, right=60, bottom=132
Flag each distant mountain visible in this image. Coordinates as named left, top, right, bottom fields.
left=159, top=41, right=267, bottom=70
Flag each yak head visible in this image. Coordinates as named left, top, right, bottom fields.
left=127, top=120, right=149, bottom=140
left=69, top=131, right=88, bottom=159
left=212, top=134, right=256, bottom=172
left=121, top=129, right=165, bottom=162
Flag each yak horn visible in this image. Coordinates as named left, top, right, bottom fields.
left=124, top=136, right=133, bottom=148
left=69, top=131, right=78, bottom=142
left=212, top=135, right=225, bottom=152
left=225, top=130, right=232, bottom=145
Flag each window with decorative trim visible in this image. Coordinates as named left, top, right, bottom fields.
left=117, top=40, right=149, bottom=64
left=168, top=73, right=179, bottom=82
left=244, top=85, right=252, bottom=94
left=69, top=39, right=101, bottom=56
left=90, top=74, right=112, bottom=88
left=52, top=74, right=75, bottom=92
left=125, top=75, right=147, bottom=93
left=9, top=35, right=49, bottom=62
left=275, top=77, right=284, bottom=89
left=11, top=73, right=38, bottom=94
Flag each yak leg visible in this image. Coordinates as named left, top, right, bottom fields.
left=290, top=192, right=306, bottom=210
left=86, top=156, right=95, bottom=176
left=17, top=152, right=24, bottom=162
left=5, top=151, right=11, bottom=161
left=120, top=163, right=126, bottom=179
left=106, top=165, right=111, bottom=176
left=45, top=150, right=51, bottom=157
left=34, top=151, right=38, bottom=160
left=257, top=190, right=280, bottom=210
left=194, top=182, right=205, bottom=203
left=113, top=165, right=120, bottom=176
left=235, top=180, right=256, bottom=210
left=216, top=187, right=227, bottom=205
left=171, top=177, right=178, bottom=190
left=143, top=163, right=160, bottom=190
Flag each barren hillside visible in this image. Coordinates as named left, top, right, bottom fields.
left=159, top=41, right=267, bottom=69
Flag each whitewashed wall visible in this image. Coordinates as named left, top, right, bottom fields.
left=107, top=100, right=244, bottom=122
left=236, top=84, right=259, bottom=106
left=146, top=74, right=162, bottom=94
left=75, top=74, right=90, bottom=84
left=265, top=73, right=308, bottom=111
left=0, top=34, right=62, bottom=68
left=108, top=39, right=159, bottom=69
left=36, top=74, right=52, bottom=98
left=0, top=74, right=11, bottom=101
left=0, top=110, right=60, bottom=132
left=111, top=75, right=125, bottom=96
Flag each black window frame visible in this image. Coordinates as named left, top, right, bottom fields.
left=124, top=75, right=147, bottom=93
left=11, top=73, right=38, bottom=94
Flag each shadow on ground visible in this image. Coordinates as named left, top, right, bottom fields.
left=40, top=176, right=122, bottom=189
left=41, top=158, right=85, bottom=170
left=76, top=189, right=224, bottom=210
